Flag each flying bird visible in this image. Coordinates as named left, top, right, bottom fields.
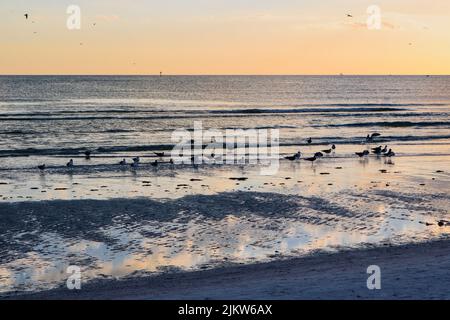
left=346, top=14, right=353, bottom=18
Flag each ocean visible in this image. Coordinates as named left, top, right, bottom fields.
left=0, top=75, right=449, bottom=164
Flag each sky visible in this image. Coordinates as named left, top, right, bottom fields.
left=1, top=0, right=450, bottom=75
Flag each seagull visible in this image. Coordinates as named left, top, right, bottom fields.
left=150, top=160, right=158, bottom=167
left=132, top=156, right=140, bottom=164
left=307, top=137, right=312, bottom=144
left=154, top=152, right=165, bottom=157
left=321, top=149, right=332, bottom=154
left=314, top=152, right=324, bottom=158
left=355, top=150, right=369, bottom=157
left=24, top=13, right=28, bottom=19
left=381, top=145, right=388, bottom=153
left=366, top=134, right=373, bottom=143
left=284, top=151, right=301, bottom=161
left=384, top=149, right=395, bottom=157
left=303, top=156, right=317, bottom=164
left=130, top=161, right=139, bottom=169
left=119, top=159, right=127, bottom=165
left=38, top=164, right=46, bottom=170
left=84, top=150, right=91, bottom=159
left=371, top=146, right=383, bottom=154
left=331, top=144, right=336, bottom=150
left=66, top=159, right=74, bottom=167
left=169, top=158, right=174, bottom=165
left=371, top=133, right=381, bottom=138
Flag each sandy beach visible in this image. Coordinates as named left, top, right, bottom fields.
left=5, top=238, right=450, bottom=300
left=1, top=76, right=450, bottom=300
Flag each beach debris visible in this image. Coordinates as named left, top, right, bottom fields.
left=379, top=169, right=388, bottom=173
left=54, top=187, right=67, bottom=190
left=229, top=177, right=248, bottom=181
left=320, top=172, right=330, bottom=175
left=24, top=13, right=29, bottom=19
left=335, top=166, right=343, bottom=169
left=436, top=170, right=444, bottom=173
left=190, top=178, right=202, bottom=181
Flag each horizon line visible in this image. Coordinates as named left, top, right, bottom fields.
left=0, top=74, right=448, bottom=77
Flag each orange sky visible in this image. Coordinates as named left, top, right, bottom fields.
left=1, top=0, right=450, bottom=75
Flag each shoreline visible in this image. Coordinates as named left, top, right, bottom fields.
left=5, top=238, right=450, bottom=300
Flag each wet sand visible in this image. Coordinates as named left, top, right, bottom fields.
left=0, top=152, right=449, bottom=295
left=6, top=238, right=450, bottom=300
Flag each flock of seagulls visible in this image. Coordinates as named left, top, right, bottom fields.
left=37, top=133, right=396, bottom=171
left=282, top=133, right=396, bottom=166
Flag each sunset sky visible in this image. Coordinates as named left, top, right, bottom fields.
left=1, top=0, right=450, bottom=75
